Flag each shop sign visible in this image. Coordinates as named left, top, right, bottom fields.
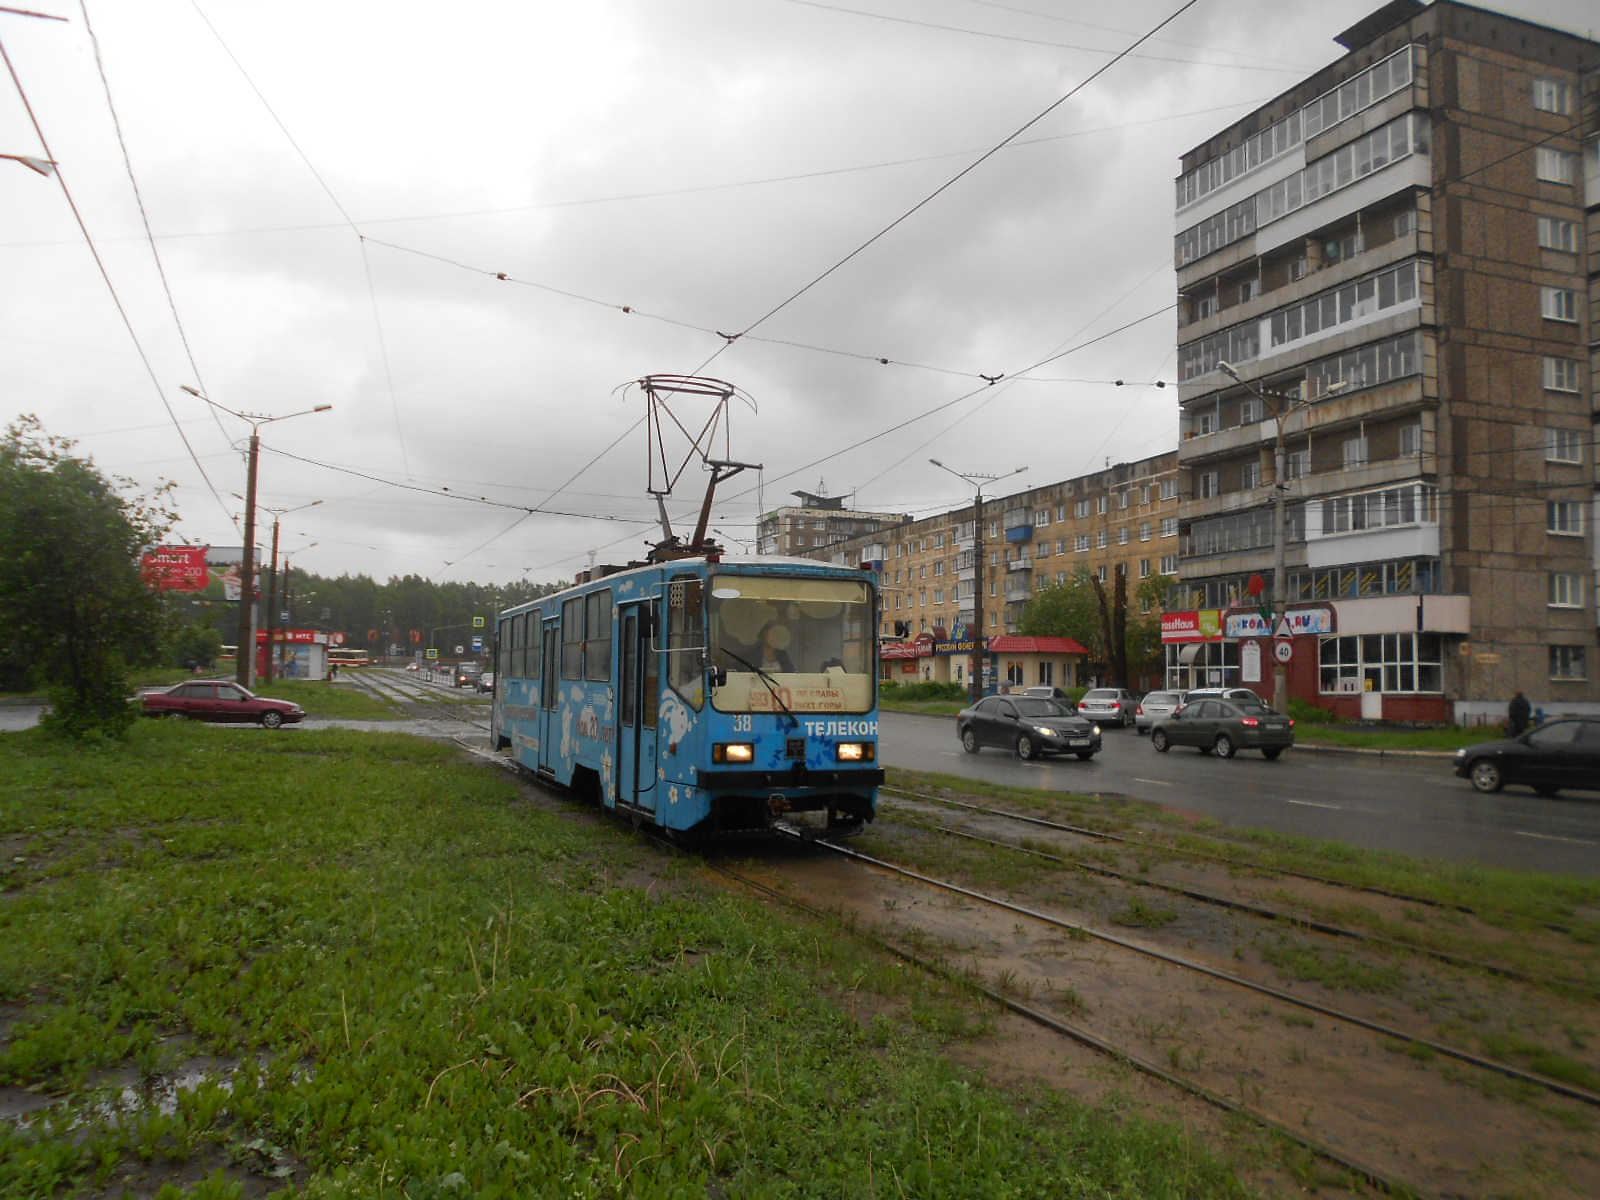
left=1161, top=609, right=1222, bottom=642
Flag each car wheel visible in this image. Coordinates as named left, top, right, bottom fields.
left=1075, top=750, right=1095, bottom=760
left=1015, top=735, right=1038, bottom=761
left=1533, top=785, right=1561, bottom=797
left=960, top=728, right=980, bottom=754
left=1468, top=758, right=1504, bottom=793
left=1213, top=734, right=1236, bottom=759
left=260, top=710, right=284, bottom=729
left=1262, top=747, right=1284, bottom=761
left=1150, top=729, right=1170, bottom=753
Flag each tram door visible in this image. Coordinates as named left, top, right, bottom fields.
left=538, top=618, right=560, bottom=774
left=616, top=601, right=659, bottom=820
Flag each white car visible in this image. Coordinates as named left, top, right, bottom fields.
left=1077, top=688, right=1138, bottom=728
left=1134, top=689, right=1188, bottom=735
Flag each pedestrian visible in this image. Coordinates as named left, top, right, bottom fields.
left=1507, top=690, right=1531, bottom=737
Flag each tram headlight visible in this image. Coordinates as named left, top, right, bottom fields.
left=835, top=742, right=875, bottom=763
left=713, top=742, right=755, bottom=764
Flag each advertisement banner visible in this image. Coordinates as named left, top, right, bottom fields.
left=1161, top=609, right=1223, bottom=642
left=140, top=545, right=211, bottom=592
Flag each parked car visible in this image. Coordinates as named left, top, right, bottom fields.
left=476, top=671, right=495, bottom=694
left=1175, top=687, right=1262, bottom=711
left=1020, top=686, right=1075, bottom=706
left=1134, top=689, right=1188, bottom=735
left=1076, top=687, right=1138, bottom=728
left=957, top=694, right=1102, bottom=761
left=1452, top=718, right=1600, bottom=796
left=139, top=680, right=305, bottom=728
left=1149, top=696, right=1293, bottom=759
left=455, top=663, right=484, bottom=688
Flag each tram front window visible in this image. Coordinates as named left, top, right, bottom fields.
left=709, top=576, right=873, bottom=713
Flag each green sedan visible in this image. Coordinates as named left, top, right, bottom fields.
left=1149, top=697, right=1294, bottom=760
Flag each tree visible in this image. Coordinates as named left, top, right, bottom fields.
left=1016, top=569, right=1108, bottom=676
left=0, top=417, right=175, bottom=738
left=1019, top=567, right=1176, bottom=688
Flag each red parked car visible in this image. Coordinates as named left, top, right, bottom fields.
left=139, top=680, right=305, bottom=728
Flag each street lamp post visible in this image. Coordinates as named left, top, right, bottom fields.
left=930, top=459, right=1027, bottom=704
left=1215, top=362, right=1345, bottom=713
left=182, top=386, right=331, bottom=689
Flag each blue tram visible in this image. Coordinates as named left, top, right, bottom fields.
left=490, top=554, right=882, bottom=836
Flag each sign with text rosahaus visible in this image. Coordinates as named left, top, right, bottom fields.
left=140, top=545, right=211, bottom=592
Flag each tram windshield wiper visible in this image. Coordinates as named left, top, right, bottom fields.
left=717, top=648, right=797, bottom=726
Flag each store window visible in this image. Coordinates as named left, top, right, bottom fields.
left=1319, top=632, right=1442, bottom=694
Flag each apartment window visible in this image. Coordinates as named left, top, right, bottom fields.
left=1240, top=460, right=1261, bottom=489
left=1036, top=510, right=1051, bottom=528
left=1546, top=428, right=1583, bottom=464
left=1075, top=499, right=1091, bottom=518
left=1393, top=210, right=1417, bottom=238
left=1076, top=534, right=1090, bottom=553
left=1540, top=286, right=1577, bottom=322
left=1399, top=424, right=1422, bottom=457
left=1535, top=147, right=1577, bottom=184
left=1549, top=573, right=1585, bottom=608
left=1160, top=479, right=1178, bottom=501
left=1118, top=527, right=1130, bottom=546
left=1548, top=501, right=1584, bottom=535
left=1118, top=491, right=1130, bottom=509
left=1141, top=485, right=1152, bottom=505
left=1037, top=541, right=1050, bottom=558
left=1537, top=216, right=1578, bottom=253
left=1096, top=530, right=1109, bottom=550
left=1342, top=437, right=1369, bottom=468
left=1197, top=470, right=1220, bottom=499
left=1543, top=358, right=1580, bottom=393
left=1160, top=555, right=1178, bottom=574
left=933, top=559, right=945, bottom=576
left=1095, top=565, right=1108, bottom=583
left=1240, top=277, right=1261, bottom=303
left=1196, top=294, right=1219, bottom=319
left=1140, top=521, right=1152, bottom=542
left=1196, top=410, right=1219, bottom=435
left=1160, top=517, right=1179, bottom=538
left=1238, top=398, right=1263, bottom=425
left=1097, top=496, right=1109, bottom=515
left=1533, top=78, right=1574, bottom=114
left=1550, top=645, right=1587, bottom=681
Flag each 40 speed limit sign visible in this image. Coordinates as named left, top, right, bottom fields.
left=1273, top=639, right=1294, bottom=663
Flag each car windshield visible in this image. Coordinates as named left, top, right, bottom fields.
left=1015, top=698, right=1074, bottom=718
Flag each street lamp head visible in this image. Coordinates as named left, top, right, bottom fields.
left=312, top=404, right=333, bottom=413
left=180, top=385, right=202, bottom=397
left=928, top=458, right=943, bottom=468
left=1321, top=380, right=1349, bottom=396
left=1216, top=360, right=1241, bottom=381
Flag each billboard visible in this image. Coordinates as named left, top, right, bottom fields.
left=140, top=545, right=211, bottom=593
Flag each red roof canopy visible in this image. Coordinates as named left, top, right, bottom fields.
left=986, top=635, right=1089, bottom=655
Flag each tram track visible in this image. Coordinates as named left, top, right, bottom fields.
left=881, top=784, right=1583, bottom=938
left=697, top=825, right=1600, bottom=1200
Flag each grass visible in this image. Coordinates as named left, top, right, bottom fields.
left=0, top=723, right=1250, bottom=1200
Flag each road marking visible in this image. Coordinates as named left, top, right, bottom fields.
left=1132, top=777, right=1173, bottom=786
left=1287, top=799, right=1340, bottom=809
left=1513, top=831, right=1598, bottom=846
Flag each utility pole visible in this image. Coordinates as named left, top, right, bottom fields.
left=931, top=460, right=1027, bottom=704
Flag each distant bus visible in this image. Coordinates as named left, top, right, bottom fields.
left=328, top=648, right=372, bottom=668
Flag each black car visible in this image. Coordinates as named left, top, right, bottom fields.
left=958, top=695, right=1102, bottom=761
left=1452, top=718, right=1600, bottom=796
left=1150, top=696, right=1294, bottom=759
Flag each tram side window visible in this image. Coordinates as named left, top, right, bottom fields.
left=642, top=601, right=659, bottom=728
left=523, top=611, right=540, bottom=679
left=541, top=624, right=559, bottom=709
left=497, top=618, right=511, bottom=679
left=666, top=575, right=705, bottom=709
left=586, top=589, right=612, bottom=681
left=562, top=597, right=584, bottom=679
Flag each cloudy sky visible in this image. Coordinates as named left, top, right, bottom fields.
left=4, top=0, right=1594, bottom=587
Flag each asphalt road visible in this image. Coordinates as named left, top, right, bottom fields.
left=881, top=711, right=1600, bottom=878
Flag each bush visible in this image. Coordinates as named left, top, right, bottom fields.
left=1287, top=697, right=1339, bottom=725
left=879, top=679, right=968, bottom=703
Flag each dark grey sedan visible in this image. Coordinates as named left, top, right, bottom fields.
left=1149, top=697, right=1294, bottom=759
left=1452, top=718, right=1600, bottom=796
left=958, top=695, right=1102, bottom=761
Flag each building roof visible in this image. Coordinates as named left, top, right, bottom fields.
left=987, top=635, right=1090, bottom=656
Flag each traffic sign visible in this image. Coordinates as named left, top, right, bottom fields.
left=1273, top=639, right=1293, bottom=663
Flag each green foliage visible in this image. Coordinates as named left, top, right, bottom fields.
left=1288, top=697, right=1339, bottom=725
left=1016, top=568, right=1104, bottom=657
left=0, top=417, right=175, bottom=738
left=879, top=679, right=968, bottom=703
